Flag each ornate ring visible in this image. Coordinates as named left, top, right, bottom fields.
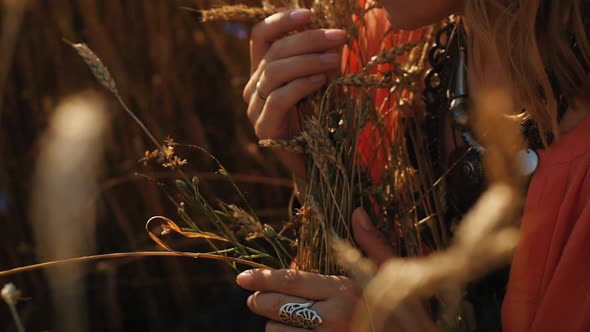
left=256, top=81, right=269, bottom=101
left=279, top=301, right=323, bottom=329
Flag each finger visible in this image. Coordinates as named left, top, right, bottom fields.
left=265, top=321, right=308, bottom=332
left=246, top=52, right=337, bottom=134
left=247, top=292, right=317, bottom=321
left=250, top=293, right=330, bottom=331
left=243, top=59, right=266, bottom=103
left=246, top=85, right=266, bottom=125
left=351, top=207, right=394, bottom=266
left=236, top=269, right=348, bottom=300
left=250, top=9, right=312, bottom=72
left=265, top=29, right=347, bottom=63
left=255, top=74, right=327, bottom=139
left=258, top=52, right=340, bottom=95
left=246, top=28, right=345, bottom=103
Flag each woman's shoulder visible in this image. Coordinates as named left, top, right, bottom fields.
left=537, top=111, right=590, bottom=167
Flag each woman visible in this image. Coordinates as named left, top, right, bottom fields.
left=237, top=0, right=590, bottom=331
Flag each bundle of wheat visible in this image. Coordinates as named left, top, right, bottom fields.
left=201, top=0, right=445, bottom=274
left=201, top=3, right=525, bottom=331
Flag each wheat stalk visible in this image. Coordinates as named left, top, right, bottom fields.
left=196, top=5, right=276, bottom=23
left=65, top=40, right=165, bottom=154
left=302, top=116, right=344, bottom=177
left=259, top=136, right=306, bottom=153
left=364, top=42, right=419, bottom=72
left=68, top=41, right=118, bottom=95
left=194, top=2, right=362, bottom=30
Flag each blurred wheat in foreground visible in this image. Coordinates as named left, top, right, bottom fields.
left=344, top=90, right=524, bottom=331
left=30, top=92, right=108, bottom=332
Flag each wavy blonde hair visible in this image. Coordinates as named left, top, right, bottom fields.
left=465, top=0, right=590, bottom=134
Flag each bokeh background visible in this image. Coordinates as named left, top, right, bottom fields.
left=0, top=0, right=293, bottom=330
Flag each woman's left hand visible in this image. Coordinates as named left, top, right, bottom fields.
left=236, top=208, right=395, bottom=331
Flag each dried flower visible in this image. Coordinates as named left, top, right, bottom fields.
left=140, top=149, right=160, bottom=165
left=162, top=156, right=187, bottom=169
left=164, top=145, right=175, bottom=159
left=164, top=136, right=176, bottom=146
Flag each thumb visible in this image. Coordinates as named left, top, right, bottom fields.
left=351, top=207, right=394, bottom=266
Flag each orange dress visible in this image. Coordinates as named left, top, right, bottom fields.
left=502, top=114, right=590, bottom=331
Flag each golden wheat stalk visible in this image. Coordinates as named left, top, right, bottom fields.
left=0, top=251, right=271, bottom=278
left=337, top=71, right=417, bottom=89
left=227, top=204, right=266, bottom=240
left=194, top=4, right=344, bottom=30
left=30, top=93, right=107, bottom=332
left=259, top=136, right=306, bottom=153
left=302, top=116, right=344, bottom=176
left=338, top=73, right=393, bottom=88
left=67, top=41, right=118, bottom=95
left=66, top=40, right=166, bottom=154
left=364, top=42, right=419, bottom=72
left=197, top=5, right=276, bottom=23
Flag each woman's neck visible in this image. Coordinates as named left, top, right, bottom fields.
left=560, top=97, right=590, bottom=134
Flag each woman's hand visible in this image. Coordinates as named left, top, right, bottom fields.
left=243, top=9, right=347, bottom=178
left=236, top=208, right=396, bottom=331
left=237, top=269, right=359, bottom=331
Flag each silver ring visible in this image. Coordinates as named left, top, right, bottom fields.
left=279, top=301, right=323, bottom=329
left=256, top=81, right=269, bottom=101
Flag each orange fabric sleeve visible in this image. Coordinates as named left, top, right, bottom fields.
left=502, top=114, right=590, bottom=331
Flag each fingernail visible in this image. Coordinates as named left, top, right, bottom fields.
left=236, top=270, right=253, bottom=287
left=290, top=9, right=311, bottom=22
left=356, top=208, right=372, bottom=231
left=320, top=53, right=339, bottom=65
left=309, top=74, right=326, bottom=83
left=324, top=29, right=347, bottom=41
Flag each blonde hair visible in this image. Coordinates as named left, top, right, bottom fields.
left=465, top=0, right=590, bottom=134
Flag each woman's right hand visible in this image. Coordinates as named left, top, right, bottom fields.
left=243, top=9, right=347, bottom=178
